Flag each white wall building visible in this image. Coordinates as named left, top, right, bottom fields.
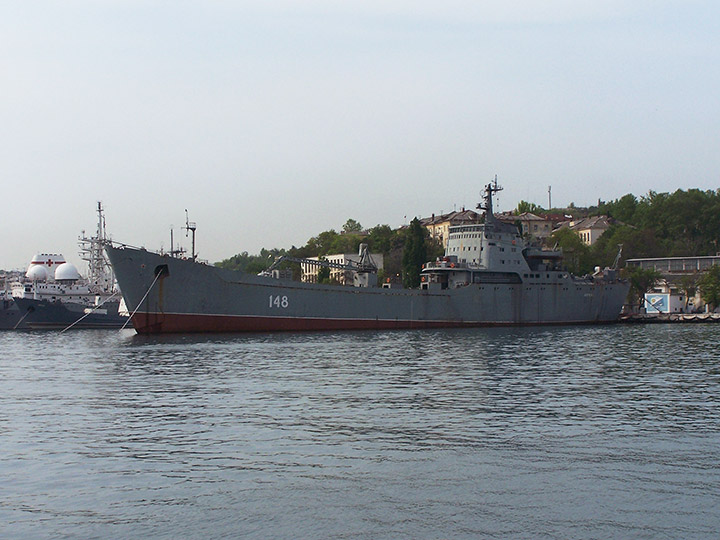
left=301, top=253, right=384, bottom=285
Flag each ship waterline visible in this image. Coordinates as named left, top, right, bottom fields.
left=126, top=311, right=626, bottom=334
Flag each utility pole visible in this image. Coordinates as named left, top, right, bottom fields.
left=548, top=185, right=552, bottom=210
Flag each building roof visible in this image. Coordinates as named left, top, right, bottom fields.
left=567, top=215, right=612, bottom=231
left=419, top=209, right=482, bottom=226
left=626, top=255, right=720, bottom=274
left=495, top=211, right=550, bottom=224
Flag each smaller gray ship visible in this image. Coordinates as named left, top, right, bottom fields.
left=5, top=203, right=129, bottom=330
left=105, top=182, right=629, bottom=334
left=1, top=288, right=24, bottom=330
left=13, top=296, right=128, bottom=330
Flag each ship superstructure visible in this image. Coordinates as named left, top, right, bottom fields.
left=422, top=181, right=577, bottom=288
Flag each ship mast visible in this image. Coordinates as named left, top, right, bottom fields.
left=477, top=175, right=503, bottom=228
left=79, top=201, right=114, bottom=292
left=183, top=209, right=197, bottom=261
left=168, top=226, right=186, bottom=258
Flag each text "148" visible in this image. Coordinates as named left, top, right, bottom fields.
left=269, top=295, right=289, bottom=308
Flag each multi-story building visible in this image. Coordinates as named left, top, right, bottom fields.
left=561, top=216, right=612, bottom=245
left=419, top=209, right=482, bottom=248
left=301, top=253, right=384, bottom=285
left=495, top=212, right=559, bottom=240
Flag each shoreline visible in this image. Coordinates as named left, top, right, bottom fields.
left=620, top=312, right=720, bottom=324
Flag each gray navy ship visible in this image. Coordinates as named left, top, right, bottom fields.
left=3, top=204, right=129, bottom=330
left=105, top=183, right=629, bottom=334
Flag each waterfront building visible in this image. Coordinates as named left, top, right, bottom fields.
left=627, top=256, right=720, bottom=313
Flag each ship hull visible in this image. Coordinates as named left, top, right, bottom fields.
left=106, top=245, right=629, bottom=334
left=13, top=297, right=129, bottom=329
left=1, top=299, right=26, bottom=330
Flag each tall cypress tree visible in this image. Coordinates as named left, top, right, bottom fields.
left=402, top=218, right=427, bottom=288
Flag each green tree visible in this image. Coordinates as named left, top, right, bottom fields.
left=329, top=233, right=362, bottom=255
left=590, top=225, right=665, bottom=268
left=215, top=249, right=285, bottom=273
left=698, top=265, right=720, bottom=311
left=317, top=259, right=331, bottom=284
left=551, top=227, right=592, bottom=275
left=246, top=258, right=272, bottom=274
left=313, top=230, right=341, bottom=256
left=593, top=188, right=720, bottom=259
left=342, top=218, right=363, bottom=233
left=366, top=224, right=396, bottom=254
left=625, top=266, right=663, bottom=309
left=678, top=274, right=698, bottom=311
left=402, top=218, right=427, bottom=288
left=425, top=235, right=445, bottom=262
left=617, top=193, right=638, bottom=221
left=516, top=200, right=543, bottom=215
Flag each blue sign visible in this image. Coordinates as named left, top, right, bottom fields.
left=645, top=294, right=669, bottom=313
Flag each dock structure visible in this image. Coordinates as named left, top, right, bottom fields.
left=621, top=312, right=720, bottom=323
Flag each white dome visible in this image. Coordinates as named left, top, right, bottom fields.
left=55, top=262, right=82, bottom=281
left=26, top=264, right=49, bottom=281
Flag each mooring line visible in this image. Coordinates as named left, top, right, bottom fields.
left=60, top=290, right=121, bottom=333
left=13, top=308, right=33, bottom=330
left=120, top=271, right=162, bottom=331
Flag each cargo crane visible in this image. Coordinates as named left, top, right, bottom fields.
left=259, top=244, right=378, bottom=287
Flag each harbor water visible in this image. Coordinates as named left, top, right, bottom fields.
left=1, top=324, right=719, bottom=539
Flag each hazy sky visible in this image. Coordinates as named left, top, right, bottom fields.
left=2, top=1, right=719, bottom=270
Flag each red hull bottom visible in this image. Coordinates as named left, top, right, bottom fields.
left=129, top=312, right=611, bottom=334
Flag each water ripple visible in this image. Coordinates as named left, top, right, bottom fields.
left=1, top=325, right=719, bottom=539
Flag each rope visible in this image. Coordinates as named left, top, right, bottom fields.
left=60, top=290, right=121, bottom=333
left=13, top=307, right=33, bottom=330
left=120, top=271, right=162, bottom=331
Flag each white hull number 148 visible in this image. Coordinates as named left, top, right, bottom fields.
left=269, top=295, right=289, bottom=308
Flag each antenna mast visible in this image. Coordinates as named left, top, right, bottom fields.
left=477, top=175, right=503, bottom=226
left=183, top=209, right=197, bottom=261
left=78, top=201, right=114, bottom=292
